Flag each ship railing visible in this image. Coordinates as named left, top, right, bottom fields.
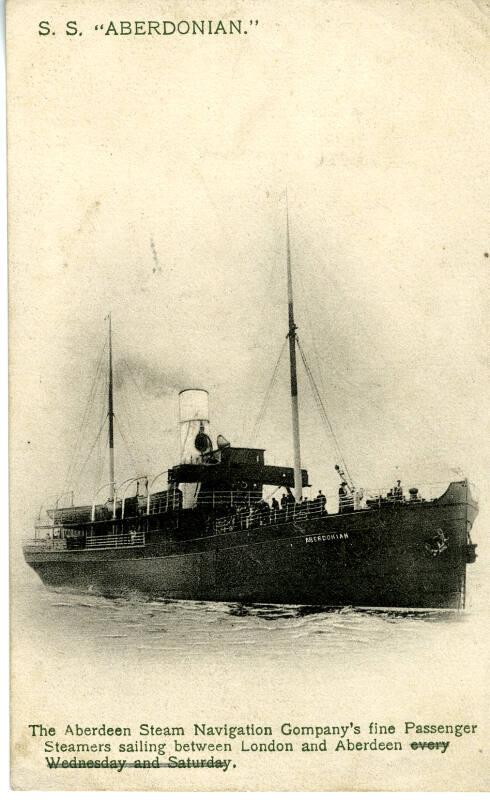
left=28, top=522, right=146, bottom=550
left=213, top=498, right=329, bottom=534
left=33, top=522, right=76, bottom=540
left=85, top=530, right=145, bottom=550
left=23, top=536, right=68, bottom=551
left=362, top=481, right=462, bottom=506
left=146, top=470, right=169, bottom=515
left=147, top=490, right=263, bottom=513
left=148, top=493, right=182, bottom=515
left=196, top=491, right=262, bottom=509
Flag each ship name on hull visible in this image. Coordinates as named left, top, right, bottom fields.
left=305, top=533, right=349, bottom=544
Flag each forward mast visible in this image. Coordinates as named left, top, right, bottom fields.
left=107, top=313, right=115, bottom=502
left=286, top=200, right=303, bottom=503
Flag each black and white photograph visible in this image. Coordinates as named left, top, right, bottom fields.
left=8, top=0, right=489, bottom=791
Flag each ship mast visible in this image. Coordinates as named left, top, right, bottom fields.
left=286, top=199, right=302, bottom=503
left=107, top=313, right=115, bottom=501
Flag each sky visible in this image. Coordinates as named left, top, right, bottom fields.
left=8, top=0, right=489, bottom=530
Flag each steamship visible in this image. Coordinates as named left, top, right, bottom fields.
left=23, top=216, right=479, bottom=609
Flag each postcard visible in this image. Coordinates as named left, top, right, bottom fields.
left=8, top=0, right=489, bottom=790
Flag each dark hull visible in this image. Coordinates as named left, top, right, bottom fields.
left=24, top=481, right=478, bottom=609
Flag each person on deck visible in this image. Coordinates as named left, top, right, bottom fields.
left=393, top=479, right=403, bottom=500
left=259, top=500, right=270, bottom=525
left=316, top=490, right=327, bottom=514
left=339, top=482, right=354, bottom=513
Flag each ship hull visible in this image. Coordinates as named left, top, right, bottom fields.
left=24, top=482, right=478, bottom=609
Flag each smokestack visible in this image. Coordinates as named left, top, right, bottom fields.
left=178, top=389, right=211, bottom=509
left=179, top=388, right=211, bottom=463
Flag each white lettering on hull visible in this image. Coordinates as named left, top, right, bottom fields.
left=305, top=533, right=349, bottom=544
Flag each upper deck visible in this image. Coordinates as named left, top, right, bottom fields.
left=24, top=480, right=476, bottom=556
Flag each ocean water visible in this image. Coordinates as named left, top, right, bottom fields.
left=13, top=557, right=488, bottom=669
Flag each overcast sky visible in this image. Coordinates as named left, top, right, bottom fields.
left=9, top=0, right=489, bottom=535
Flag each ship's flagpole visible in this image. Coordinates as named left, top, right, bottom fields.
left=285, top=193, right=302, bottom=503
left=107, top=313, right=115, bottom=501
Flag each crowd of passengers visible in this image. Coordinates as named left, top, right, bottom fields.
left=211, top=480, right=409, bottom=533
left=212, top=490, right=328, bottom=533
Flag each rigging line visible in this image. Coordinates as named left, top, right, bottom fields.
left=249, top=338, right=287, bottom=445
left=92, top=425, right=106, bottom=498
left=294, top=252, right=330, bottom=396
left=301, top=357, right=347, bottom=480
left=73, top=366, right=109, bottom=494
left=299, top=341, right=344, bottom=467
left=296, top=336, right=334, bottom=433
left=92, top=371, right=109, bottom=496
left=94, top=445, right=107, bottom=499
left=114, top=413, right=139, bottom=474
left=296, top=336, right=355, bottom=488
left=114, top=414, right=139, bottom=475
left=65, top=336, right=107, bottom=488
left=93, top=432, right=104, bottom=497
left=301, top=346, right=355, bottom=490
left=294, top=256, right=362, bottom=410
left=72, top=416, right=108, bottom=494
left=121, top=358, right=147, bottom=404
left=296, top=266, right=446, bottom=442
left=263, top=486, right=282, bottom=502
left=285, top=224, right=359, bottom=440
left=73, top=365, right=108, bottom=494
left=120, top=358, right=165, bottom=459
left=118, top=378, right=139, bottom=451
left=238, top=245, right=283, bottom=442
left=118, top=377, right=149, bottom=469
left=93, top=412, right=104, bottom=486
left=64, top=335, right=108, bottom=491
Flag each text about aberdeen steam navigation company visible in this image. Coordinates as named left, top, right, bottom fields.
left=27, top=719, right=480, bottom=772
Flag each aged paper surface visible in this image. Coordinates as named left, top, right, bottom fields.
left=8, top=0, right=489, bottom=791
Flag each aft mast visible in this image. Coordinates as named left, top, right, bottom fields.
left=107, top=313, right=115, bottom=501
left=286, top=197, right=303, bottom=503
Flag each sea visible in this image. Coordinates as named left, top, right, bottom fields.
left=13, top=556, right=488, bottom=669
